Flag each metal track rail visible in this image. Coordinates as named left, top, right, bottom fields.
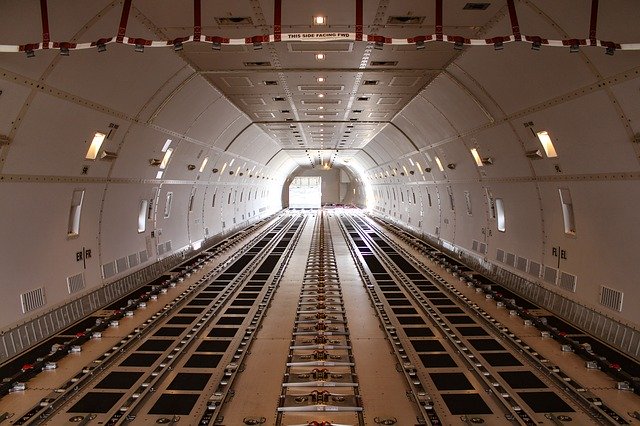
left=276, top=211, right=364, bottom=426
left=338, top=211, right=627, bottom=425
left=14, top=214, right=306, bottom=425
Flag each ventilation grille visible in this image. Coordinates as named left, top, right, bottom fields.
left=215, top=16, right=253, bottom=25
left=472, top=240, right=478, bottom=251
left=157, top=243, right=166, bottom=255
left=543, top=266, right=558, bottom=285
left=128, top=253, right=139, bottom=268
left=370, top=61, right=398, bottom=66
left=139, top=250, right=149, bottom=263
left=559, top=272, right=577, bottom=292
left=600, top=286, right=623, bottom=312
left=496, top=249, right=505, bottom=263
left=102, top=261, right=117, bottom=279
left=528, top=261, right=541, bottom=277
left=116, top=256, right=129, bottom=273
left=516, top=256, right=528, bottom=272
left=387, top=16, right=425, bottom=25
left=67, top=273, right=85, bottom=294
left=505, top=252, right=516, bottom=267
left=165, top=241, right=172, bottom=252
left=478, top=242, right=487, bottom=254
left=21, top=287, right=46, bottom=313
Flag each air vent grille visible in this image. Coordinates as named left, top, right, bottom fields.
left=516, top=256, right=528, bottom=272
left=505, top=252, right=516, bottom=267
left=600, top=286, right=623, bottom=311
left=496, top=248, right=505, bottom=263
left=363, top=80, right=379, bottom=85
left=244, top=61, right=271, bottom=67
left=370, top=61, right=398, bottom=66
left=102, top=261, right=117, bottom=279
left=543, top=266, right=558, bottom=285
left=559, top=272, right=577, bottom=292
left=139, top=250, right=149, bottom=263
left=165, top=241, right=172, bottom=252
left=478, top=242, right=487, bottom=254
left=387, top=16, right=425, bottom=25
left=128, top=253, right=139, bottom=268
left=21, top=287, right=46, bottom=313
left=472, top=240, right=479, bottom=251
left=463, top=2, right=491, bottom=10
left=67, top=273, right=85, bottom=294
left=528, top=261, right=541, bottom=277
left=116, top=256, right=129, bottom=273
left=299, top=85, right=344, bottom=92
left=157, top=243, right=166, bottom=255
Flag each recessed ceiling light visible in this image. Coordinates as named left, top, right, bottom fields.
left=318, top=93, right=324, bottom=98
left=319, top=115, right=324, bottom=119
left=318, top=106, right=324, bottom=110
left=315, top=53, right=326, bottom=60
left=317, top=77, right=325, bottom=83
left=313, top=16, right=327, bottom=25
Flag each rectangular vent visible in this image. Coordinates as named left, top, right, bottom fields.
left=496, top=248, right=505, bottom=263
left=543, top=266, right=558, bottom=285
left=516, top=256, right=528, bottom=272
left=128, top=253, right=139, bottom=268
left=370, top=61, right=398, bottom=66
left=244, top=61, right=271, bottom=67
left=363, top=80, right=379, bottom=85
left=67, top=273, right=85, bottom=294
left=102, top=261, right=117, bottom=279
left=298, top=85, right=344, bottom=92
left=165, top=241, right=172, bottom=252
left=20, top=287, right=46, bottom=313
left=478, top=242, right=487, bottom=254
left=387, top=16, right=425, bottom=25
left=357, top=96, right=370, bottom=101
left=157, top=243, right=165, bottom=255
left=528, top=261, right=541, bottom=277
left=505, top=252, right=516, bottom=267
left=139, top=250, right=149, bottom=263
left=472, top=240, right=479, bottom=252
left=600, top=286, right=623, bottom=312
left=559, top=272, right=577, bottom=292
left=273, top=96, right=286, bottom=101
left=264, top=80, right=278, bottom=86
left=463, top=2, right=490, bottom=10
left=116, top=256, right=129, bottom=273
left=301, top=99, right=341, bottom=105
left=215, top=16, right=253, bottom=25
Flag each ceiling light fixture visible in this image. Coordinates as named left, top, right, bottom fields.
left=416, top=40, right=425, bottom=50
left=454, top=41, right=464, bottom=51
left=134, top=44, right=144, bottom=53
left=97, top=43, right=107, bottom=52
left=313, top=16, right=326, bottom=25
left=174, top=41, right=184, bottom=51
left=493, top=41, right=504, bottom=50
left=569, top=43, right=580, bottom=53
left=315, top=53, right=326, bottom=60
left=26, top=49, right=35, bottom=58
left=605, top=45, right=615, bottom=56
left=253, top=41, right=262, bottom=50
left=318, top=93, right=324, bottom=98
left=317, top=77, right=325, bottom=83
left=212, top=41, right=221, bottom=51
left=60, top=46, right=70, bottom=56
left=374, top=41, right=384, bottom=50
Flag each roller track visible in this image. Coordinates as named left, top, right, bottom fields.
left=338, top=211, right=632, bottom=426
left=11, top=213, right=306, bottom=425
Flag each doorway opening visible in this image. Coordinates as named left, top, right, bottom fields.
left=289, top=176, right=321, bottom=209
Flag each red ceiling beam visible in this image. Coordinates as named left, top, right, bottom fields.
left=39, top=0, right=50, bottom=48
left=116, top=0, right=133, bottom=43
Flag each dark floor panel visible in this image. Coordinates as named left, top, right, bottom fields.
left=446, top=315, right=476, bottom=324
left=397, top=316, right=426, bottom=325
left=431, top=298, right=455, bottom=306
left=391, top=307, right=418, bottom=315
left=387, top=299, right=412, bottom=306
left=457, top=326, right=490, bottom=336
left=167, top=373, right=212, bottom=391
left=184, top=354, right=222, bottom=368
left=208, top=328, right=239, bottom=338
left=225, top=307, right=251, bottom=315
left=404, top=327, right=434, bottom=337
left=187, top=299, right=212, bottom=306
left=499, top=371, right=547, bottom=389
left=437, top=307, right=465, bottom=314
left=95, top=372, right=144, bottom=389
left=179, top=307, right=205, bottom=315
left=382, top=292, right=406, bottom=299
left=68, top=392, right=124, bottom=413
left=167, top=316, right=197, bottom=325
left=231, top=299, right=255, bottom=306
left=468, top=339, right=506, bottom=352
left=196, top=340, right=231, bottom=352
left=154, top=327, right=186, bottom=337
left=411, top=340, right=446, bottom=352
left=430, top=373, right=474, bottom=390
left=217, top=316, right=244, bottom=325
left=138, top=339, right=173, bottom=352
left=481, top=352, right=523, bottom=367
left=195, top=293, right=218, bottom=299
left=441, top=394, right=493, bottom=415
left=424, top=292, right=446, bottom=299
left=419, top=354, right=457, bottom=368
left=149, top=394, right=200, bottom=415
left=237, top=292, right=259, bottom=299
left=517, top=392, right=574, bottom=413
left=120, top=353, right=161, bottom=367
